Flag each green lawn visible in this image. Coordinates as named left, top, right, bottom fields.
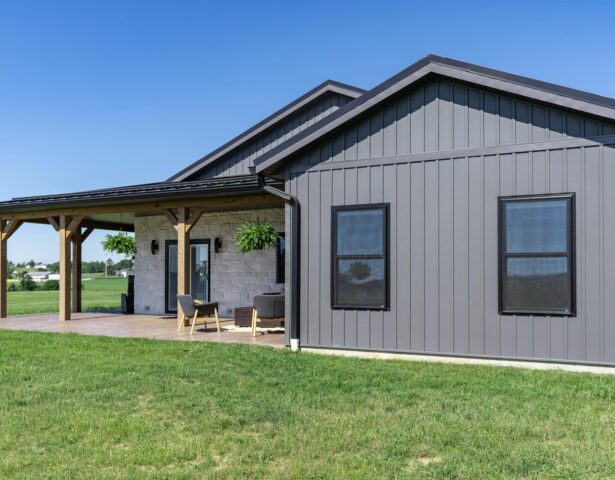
left=1, top=332, right=615, bottom=478
left=7, top=277, right=127, bottom=316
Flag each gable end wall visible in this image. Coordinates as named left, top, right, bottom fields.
left=191, top=92, right=353, bottom=179
left=285, top=80, right=615, bottom=365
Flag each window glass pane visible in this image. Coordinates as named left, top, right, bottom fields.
left=276, top=234, right=285, bottom=284
left=503, top=257, right=570, bottom=312
left=337, top=209, right=384, bottom=255
left=505, top=199, right=568, bottom=253
left=336, top=259, right=385, bottom=307
left=191, top=244, right=209, bottom=302
left=167, top=245, right=178, bottom=312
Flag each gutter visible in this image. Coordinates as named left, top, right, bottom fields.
left=257, top=174, right=301, bottom=352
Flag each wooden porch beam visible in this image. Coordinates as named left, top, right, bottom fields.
left=65, top=215, right=85, bottom=239
left=46, top=216, right=60, bottom=231
left=185, top=208, right=204, bottom=234
left=80, top=227, right=95, bottom=242
left=164, top=209, right=179, bottom=230
left=1, top=219, right=23, bottom=240
left=0, top=193, right=283, bottom=221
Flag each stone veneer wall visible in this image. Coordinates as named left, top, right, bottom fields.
left=134, top=208, right=284, bottom=316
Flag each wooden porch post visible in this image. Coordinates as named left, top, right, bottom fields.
left=72, top=226, right=94, bottom=313
left=71, top=230, right=82, bottom=313
left=165, top=207, right=204, bottom=323
left=177, top=207, right=190, bottom=323
left=59, top=216, right=71, bottom=321
left=58, top=215, right=84, bottom=320
left=0, top=225, right=6, bottom=319
left=0, top=220, right=22, bottom=319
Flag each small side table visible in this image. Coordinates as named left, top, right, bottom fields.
left=234, top=306, right=284, bottom=328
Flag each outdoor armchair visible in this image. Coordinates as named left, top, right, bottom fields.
left=176, top=295, right=220, bottom=335
left=251, top=294, right=285, bottom=337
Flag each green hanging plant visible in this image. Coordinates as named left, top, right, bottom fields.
left=101, top=232, right=136, bottom=260
left=235, top=222, right=279, bottom=254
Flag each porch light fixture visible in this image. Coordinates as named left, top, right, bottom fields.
left=151, top=240, right=159, bottom=255
left=214, top=237, right=222, bottom=253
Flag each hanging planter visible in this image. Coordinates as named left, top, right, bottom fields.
left=235, top=222, right=279, bottom=254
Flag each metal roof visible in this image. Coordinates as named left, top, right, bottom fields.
left=167, top=79, right=365, bottom=182
left=254, top=54, right=615, bottom=174
left=0, top=175, right=282, bottom=214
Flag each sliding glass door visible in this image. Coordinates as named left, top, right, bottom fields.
left=165, top=239, right=210, bottom=313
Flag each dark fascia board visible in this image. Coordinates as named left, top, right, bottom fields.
left=167, top=80, right=365, bottom=183
left=0, top=175, right=283, bottom=214
left=254, top=54, right=615, bottom=175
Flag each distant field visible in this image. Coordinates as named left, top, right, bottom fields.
left=7, top=277, right=128, bottom=316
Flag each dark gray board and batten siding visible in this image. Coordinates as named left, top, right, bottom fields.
left=287, top=79, right=615, bottom=171
left=192, top=93, right=353, bottom=179
left=284, top=79, right=615, bottom=364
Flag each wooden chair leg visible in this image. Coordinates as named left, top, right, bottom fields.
left=190, top=311, right=199, bottom=335
left=214, top=308, right=220, bottom=332
left=178, top=314, right=186, bottom=333
left=252, top=309, right=257, bottom=337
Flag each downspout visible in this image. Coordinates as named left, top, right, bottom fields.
left=257, top=175, right=301, bottom=351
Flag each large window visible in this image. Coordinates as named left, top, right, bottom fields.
left=499, top=194, right=575, bottom=316
left=332, top=204, right=389, bottom=310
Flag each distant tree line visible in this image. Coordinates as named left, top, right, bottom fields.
left=46, top=259, right=133, bottom=275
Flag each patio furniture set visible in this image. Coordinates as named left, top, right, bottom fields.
left=177, top=293, right=285, bottom=336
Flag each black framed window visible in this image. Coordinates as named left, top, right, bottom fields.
left=332, top=204, right=389, bottom=310
left=499, top=194, right=575, bottom=316
left=276, top=233, right=285, bottom=284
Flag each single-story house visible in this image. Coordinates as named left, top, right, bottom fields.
left=26, top=271, right=51, bottom=282
left=115, top=269, right=134, bottom=278
left=2, top=55, right=615, bottom=365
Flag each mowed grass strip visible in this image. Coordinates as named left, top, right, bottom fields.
left=7, top=277, right=127, bottom=316
left=1, top=331, right=615, bottom=479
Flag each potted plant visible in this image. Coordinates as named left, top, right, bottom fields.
left=235, top=222, right=279, bottom=254
left=101, top=233, right=136, bottom=269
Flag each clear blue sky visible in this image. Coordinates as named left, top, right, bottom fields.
left=2, top=0, right=614, bottom=263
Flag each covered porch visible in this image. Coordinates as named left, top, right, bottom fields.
left=0, top=311, right=285, bottom=347
left=0, top=175, right=297, bottom=346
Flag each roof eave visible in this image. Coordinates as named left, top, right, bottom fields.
left=0, top=178, right=283, bottom=216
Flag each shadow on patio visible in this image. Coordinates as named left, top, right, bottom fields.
left=0, top=312, right=286, bottom=348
